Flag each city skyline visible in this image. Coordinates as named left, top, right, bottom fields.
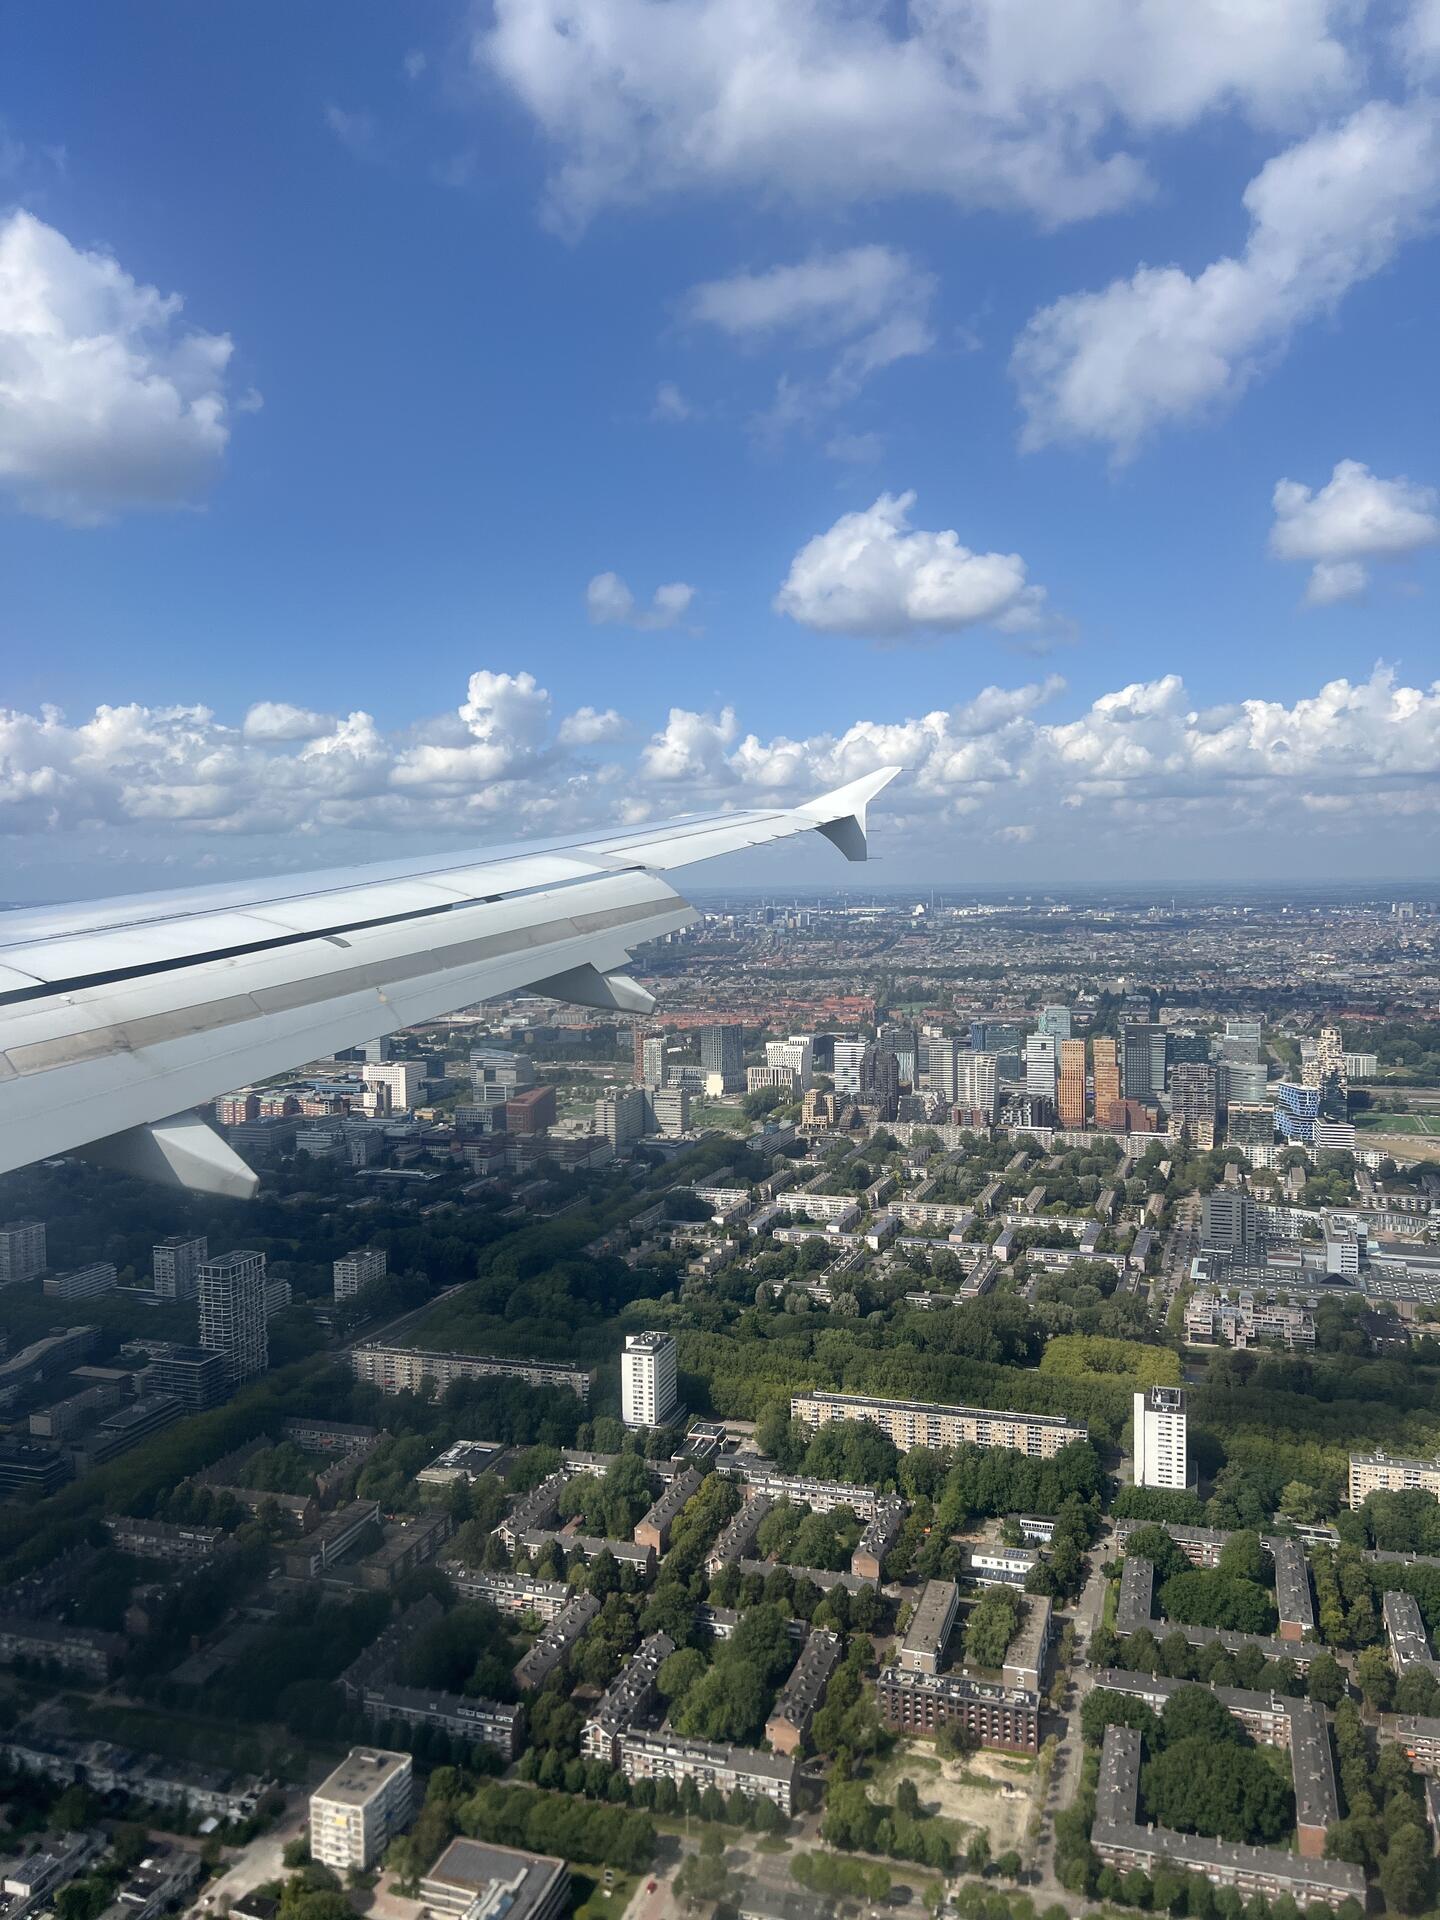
left=3, top=3, right=1440, bottom=894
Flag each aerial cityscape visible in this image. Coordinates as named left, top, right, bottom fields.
left=5, top=3, right=1440, bottom=1920
left=3, top=857, right=1440, bottom=1920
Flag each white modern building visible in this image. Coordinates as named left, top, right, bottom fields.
left=153, top=1234, right=207, bottom=1300
left=765, top=1036, right=814, bottom=1090
left=622, top=1330, right=679, bottom=1430
left=310, top=1747, right=413, bottom=1871
left=362, top=1060, right=426, bottom=1112
left=832, top=1039, right=868, bottom=1095
left=198, top=1249, right=269, bottom=1386
left=1024, top=1034, right=1057, bottom=1100
left=957, top=1050, right=1000, bottom=1118
left=43, top=1262, right=117, bottom=1301
left=334, top=1247, right=388, bottom=1300
left=1133, top=1385, right=1188, bottom=1490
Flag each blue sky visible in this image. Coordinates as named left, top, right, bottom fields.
left=2, top=0, right=1439, bottom=894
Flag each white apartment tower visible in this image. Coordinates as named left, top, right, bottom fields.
left=334, top=1247, right=388, bottom=1300
left=153, top=1234, right=207, bottom=1301
left=596, top=1088, right=647, bottom=1155
left=832, top=1039, right=868, bottom=1096
left=1133, top=1385, right=1188, bottom=1490
left=622, top=1331, right=679, bottom=1430
left=0, top=1220, right=47, bottom=1286
left=198, top=1249, right=269, bottom=1387
left=957, top=1051, right=1000, bottom=1118
left=310, top=1748, right=413, bottom=1872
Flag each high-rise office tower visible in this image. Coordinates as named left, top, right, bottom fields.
left=0, top=1220, right=47, bottom=1287
left=1222, top=1018, right=1263, bottom=1063
left=1092, top=1038, right=1122, bottom=1123
left=1169, top=1062, right=1218, bottom=1149
left=1037, top=1005, right=1072, bottom=1040
left=622, top=1331, right=679, bottom=1429
left=198, top=1249, right=269, bottom=1387
left=363, top=1037, right=394, bottom=1064
left=1220, top=1060, right=1268, bottom=1108
left=637, top=1035, right=667, bottom=1087
left=1057, top=1040, right=1087, bottom=1128
left=699, top=1024, right=744, bottom=1092
left=153, top=1234, right=207, bottom=1301
left=1134, top=1387, right=1188, bottom=1490
left=1024, top=1034, right=1057, bottom=1101
left=1122, top=1023, right=1167, bottom=1103
left=858, top=1045, right=900, bottom=1119
left=470, top=1049, right=536, bottom=1104
left=877, top=1023, right=918, bottom=1084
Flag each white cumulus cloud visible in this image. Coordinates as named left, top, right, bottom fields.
left=587, top=571, right=697, bottom=629
left=476, top=0, right=1359, bottom=233
left=558, top=705, right=627, bottom=745
left=0, top=210, right=238, bottom=525
left=774, top=491, right=1051, bottom=639
left=1012, top=101, right=1440, bottom=459
left=683, top=245, right=935, bottom=437
left=5, top=664, right=1440, bottom=890
left=1270, top=458, right=1440, bottom=604
left=243, top=701, right=337, bottom=742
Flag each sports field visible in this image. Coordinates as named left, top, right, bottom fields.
left=1354, top=1111, right=1440, bottom=1135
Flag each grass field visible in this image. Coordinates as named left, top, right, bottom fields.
left=1354, top=1111, right=1440, bottom=1134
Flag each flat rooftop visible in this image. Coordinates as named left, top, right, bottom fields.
left=312, top=1747, right=409, bottom=1806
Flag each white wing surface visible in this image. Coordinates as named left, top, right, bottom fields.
left=0, top=768, right=900, bottom=1198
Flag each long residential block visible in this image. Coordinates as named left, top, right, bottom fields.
left=351, top=1343, right=593, bottom=1402
left=441, top=1568, right=575, bottom=1621
left=1091, top=1670, right=1337, bottom=1856
left=358, top=1684, right=520, bottom=1759
left=765, top=1628, right=842, bottom=1756
left=1091, top=1724, right=1361, bottom=1907
left=634, top=1467, right=703, bottom=1554
left=877, top=1668, right=1040, bottom=1752
left=1115, top=1558, right=1321, bottom=1672
left=900, top=1579, right=959, bottom=1674
left=512, top=1591, right=601, bottom=1691
left=617, top=1730, right=796, bottom=1812
left=581, top=1630, right=675, bottom=1765
left=706, top=1494, right=773, bottom=1572
left=790, top=1390, right=1086, bottom=1457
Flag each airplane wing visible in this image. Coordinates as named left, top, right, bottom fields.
left=0, top=767, right=901, bottom=1199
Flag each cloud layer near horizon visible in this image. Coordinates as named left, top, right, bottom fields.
left=3, top=664, right=1438, bottom=888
